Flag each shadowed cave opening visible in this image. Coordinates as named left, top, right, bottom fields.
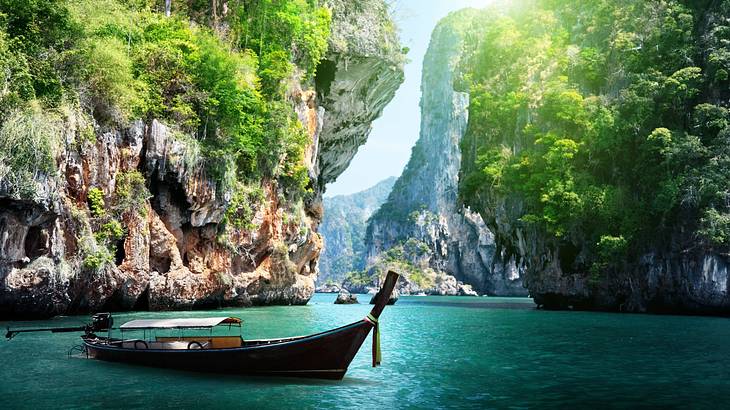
left=179, top=221, right=195, bottom=270
left=192, top=296, right=223, bottom=310
left=100, top=289, right=123, bottom=312
left=24, top=226, right=46, bottom=259
left=114, top=238, right=126, bottom=266
left=133, top=286, right=149, bottom=311
left=559, top=242, right=580, bottom=274
left=147, top=169, right=194, bottom=273
left=315, top=59, right=337, bottom=98
left=150, top=253, right=172, bottom=275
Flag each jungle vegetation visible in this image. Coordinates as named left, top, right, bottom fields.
left=0, top=0, right=331, bottom=201
left=457, top=0, right=730, bottom=276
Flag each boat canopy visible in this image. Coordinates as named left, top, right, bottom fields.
left=119, top=317, right=242, bottom=330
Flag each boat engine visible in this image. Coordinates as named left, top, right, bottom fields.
left=85, top=313, right=113, bottom=336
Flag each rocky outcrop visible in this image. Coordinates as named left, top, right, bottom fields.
left=313, top=0, right=405, bottom=193
left=344, top=253, right=480, bottom=297
left=364, top=10, right=526, bottom=296
left=487, top=208, right=730, bottom=314
left=334, top=289, right=358, bottom=304
left=315, top=283, right=341, bottom=293
left=0, top=117, right=318, bottom=318
left=0, top=0, right=404, bottom=319
left=429, top=275, right=478, bottom=297
left=318, top=177, right=395, bottom=285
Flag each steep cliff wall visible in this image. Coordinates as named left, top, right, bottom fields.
left=0, top=0, right=404, bottom=318
left=458, top=1, right=730, bottom=314
left=313, top=0, right=405, bottom=194
left=363, top=10, right=525, bottom=296
left=318, top=177, right=395, bottom=285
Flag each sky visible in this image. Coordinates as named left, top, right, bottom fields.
left=324, top=0, right=496, bottom=197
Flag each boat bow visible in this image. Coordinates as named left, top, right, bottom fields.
left=364, top=270, right=399, bottom=367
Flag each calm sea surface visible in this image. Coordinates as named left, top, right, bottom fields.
left=1, top=294, right=729, bottom=409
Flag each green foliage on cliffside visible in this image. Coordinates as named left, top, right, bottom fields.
left=224, top=182, right=265, bottom=230
left=0, top=107, right=63, bottom=200
left=87, top=188, right=106, bottom=217
left=231, top=0, right=331, bottom=87
left=83, top=170, right=149, bottom=271
left=458, top=1, right=730, bottom=274
left=343, top=237, right=439, bottom=291
left=0, top=0, right=331, bottom=200
left=114, top=171, right=151, bottom=217
left=378, top=238, right=436, bottom=289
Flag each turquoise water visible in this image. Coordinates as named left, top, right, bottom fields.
left=2, top=294, right=730, bottom=409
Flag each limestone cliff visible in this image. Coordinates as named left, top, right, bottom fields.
left=318, top=177, right=396, bottom=285
left=313, top=0, right=405, bottom=194
left=0, top=0, right=404, bottom=319
left=458, top=2, right=730, bottom=314
left=363, top=10, right=525, bottom=296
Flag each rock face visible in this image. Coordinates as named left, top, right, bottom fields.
left=364, top=10, right=526, bottom=296
left=315, top=283, right=341, bottom=293
left=429, top=275, right=478, bottom=297
left=318, top=177, right=396, bottom=285
left=0, top=0, right=404, bottom=319
left=314, top=0, right=405, bottom=194
left=334, top=289, right=358, bottom=304
left=344, top=260, right=481, bottom=297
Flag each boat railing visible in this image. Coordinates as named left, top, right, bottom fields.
left=67, top=344, right=87, bottom=358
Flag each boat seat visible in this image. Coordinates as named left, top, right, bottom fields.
left=121, top=340, right=211, bottom=350
left=156, top=336, right=242, bottom=348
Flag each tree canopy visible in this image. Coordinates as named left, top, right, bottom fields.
left=458, top=0, right=730, bottom=277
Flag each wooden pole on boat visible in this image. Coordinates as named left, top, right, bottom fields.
left=368, top=271, right=399, bottom=320
left=6, top=325, right=87, bottom=340
left=365, top=270, right=399, bottom=367
left=6, top=313, right=113, bottom=340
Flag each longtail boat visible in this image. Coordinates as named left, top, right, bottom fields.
left=6, top=271, right=400, bottom=380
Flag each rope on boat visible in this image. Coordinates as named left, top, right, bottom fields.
left=365, top=313, right=381, bottom=367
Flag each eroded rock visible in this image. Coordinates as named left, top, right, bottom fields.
left=0, top=0, right=405, bottom=319
left=334, top=289, right=358, bottom=304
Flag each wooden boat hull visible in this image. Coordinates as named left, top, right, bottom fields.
left=82, top=320, right=373, bottom=380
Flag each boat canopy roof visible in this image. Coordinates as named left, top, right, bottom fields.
left=119, top=317, right=242, bottom=330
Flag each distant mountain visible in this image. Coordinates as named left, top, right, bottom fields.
left=318, top=177, right=396, bottom=284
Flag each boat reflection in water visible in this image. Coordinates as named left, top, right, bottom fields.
left=7, top=271, right=400, bottom=380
